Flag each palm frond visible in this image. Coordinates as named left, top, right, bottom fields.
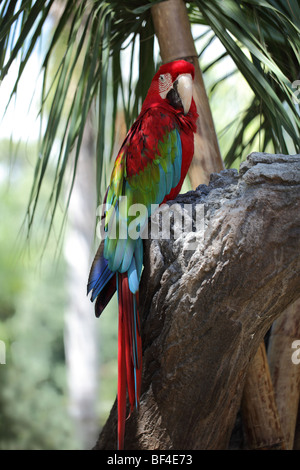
left=0, top=0, right=161, bottom=245
left=192, top=0, right=300, bottom=164
left=1, top=0, right=299, bottom=242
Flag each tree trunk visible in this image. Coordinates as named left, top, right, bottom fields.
left=151, top=0, right=285, bottom=450
left=294, top=407, right=300, bottom=450
left=48, top=4, right=100, bottom=449
left=94, top=152, right=300, bottom=449
left=241, top=342, right=285, bottom=449
left=267, top=299, right=300, bottom=449
left=151, top=0, right=224, bottom=187
left=64, top=115, right=100, bottom=449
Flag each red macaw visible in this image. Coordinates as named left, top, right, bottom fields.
left=87, top=59, right=198, bottom=449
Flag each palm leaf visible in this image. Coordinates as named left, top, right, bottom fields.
left=0, top=0, right=299, bottom=241
left=192, top=0, right=300, bottom=164
left=0, top=1, right=161, bottom=245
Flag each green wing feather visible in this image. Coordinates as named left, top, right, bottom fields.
left=103, top=115, right=182, bottom=293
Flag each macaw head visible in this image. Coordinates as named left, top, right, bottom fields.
left=142, top=59, right=195, bottom=116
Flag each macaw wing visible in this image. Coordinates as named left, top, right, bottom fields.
left=101, top=108, right=182, bottom=293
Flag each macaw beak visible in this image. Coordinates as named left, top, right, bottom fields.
left=174, top=73, right=193, bottom=115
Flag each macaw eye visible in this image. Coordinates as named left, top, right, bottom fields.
left=158, top=72, right=172, bottom=98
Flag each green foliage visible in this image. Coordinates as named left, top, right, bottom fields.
left=0, top=0, right=161, bottom=246
left=1, top=0, right=299, bottom=237
left=190, top=0, right=300, bottom=166
left=0, top=140, right=77, bottom=449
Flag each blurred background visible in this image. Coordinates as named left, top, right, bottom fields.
left=0, top=1, right=298, bottom=450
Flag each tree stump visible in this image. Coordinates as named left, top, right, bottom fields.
left=94, top=152, right=300, bottom=450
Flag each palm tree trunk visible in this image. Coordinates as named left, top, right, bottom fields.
left=151, top=0, right=223, bottom=187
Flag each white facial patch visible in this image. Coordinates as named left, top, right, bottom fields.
left=158, top=73, right=173, bottom=99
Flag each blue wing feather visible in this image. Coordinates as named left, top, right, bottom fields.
left=87, top=243, right=115, bottom=301
left=128, top=256, right=139, bottom=294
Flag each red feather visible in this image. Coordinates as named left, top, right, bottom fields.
left=117, top=273, right=142, bottom=450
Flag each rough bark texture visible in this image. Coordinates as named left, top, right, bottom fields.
left=268, top=299, right=300, bottom=449
left=94, top=152, right=300, bottom=450
left=241, top=342, right=286, bottom=449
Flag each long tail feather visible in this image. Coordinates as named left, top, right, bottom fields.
left=88, top=244, right=142, bottom=449
left=117, top=272, right=142, bottom=449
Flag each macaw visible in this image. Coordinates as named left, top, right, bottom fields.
left=87, top=59, right=198, bottom=449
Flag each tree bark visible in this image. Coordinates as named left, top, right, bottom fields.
left=294, top=406, right=300, bottom=450
left=267, top=299, right=300, bottom=449
left=241, top=342, right=286, bottom=449
left=94, top=152, right=300, bottom=450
